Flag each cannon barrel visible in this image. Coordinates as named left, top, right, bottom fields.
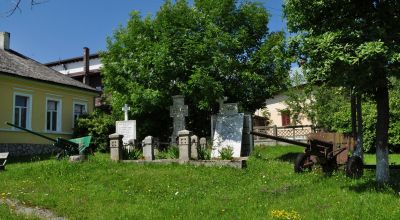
left=6, top=122, right=57, bottom=142
left=5, top=122, right=79, bottom=153
left=250, top=131, right=309, bottom=148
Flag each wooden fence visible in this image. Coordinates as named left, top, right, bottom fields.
left=253, top=125, right=318, bottom=145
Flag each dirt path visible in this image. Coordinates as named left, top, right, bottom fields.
left=0, top=198, right=67, bottom=220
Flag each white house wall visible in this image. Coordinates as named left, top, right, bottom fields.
left=255, top=94, right=311, bottom=127
left=50, top=58, right=102, bottom=75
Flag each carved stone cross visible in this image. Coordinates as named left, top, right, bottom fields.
left=170, top=95, right=188, bottom=144
left=122, top=104, right=130, bottom=121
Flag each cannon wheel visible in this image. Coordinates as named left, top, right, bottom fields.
left=346, top=156, right=363, bottom=179
left=294, top=153, right=312, bottom=173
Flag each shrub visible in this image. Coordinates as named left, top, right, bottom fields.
left=219, top=146, right=234, bottom=160
left=197, top=146, right=211, bottom=160
left=124, top=147, right=142, bottom=160
left=167, top=146, right=179, bottom=159
left=156, top=146, right=179, bottom=159
left=73, top=110, right=116, bottom=152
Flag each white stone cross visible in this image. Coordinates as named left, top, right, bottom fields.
left=122, top=104, right=130, bottom=121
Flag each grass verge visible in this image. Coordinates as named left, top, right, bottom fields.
left=0, top=145, right=399, bottom=219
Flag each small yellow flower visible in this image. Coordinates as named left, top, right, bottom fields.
left=271, top=209, right=300, bottom=220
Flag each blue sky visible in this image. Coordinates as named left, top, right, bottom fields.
left=0, top=0, right=286, bottom=63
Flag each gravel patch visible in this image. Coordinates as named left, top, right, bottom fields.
left=0, top=198, right=67, bottom=220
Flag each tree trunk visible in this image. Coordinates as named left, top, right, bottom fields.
left=375, top=84, right=390, bottom=184
left=354, top=95, right=364, bottom=159
left=351, top=89, right=357, bottom=138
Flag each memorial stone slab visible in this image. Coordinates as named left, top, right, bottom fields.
left=212, top=103, right=243, bottom=158
left=199, top=137, right=207, bottom=149
left=116, top=120, right=136, bottom=145
left=190, top=135, right=198, bottom=159
left=142, top=136, right=155, bottom=161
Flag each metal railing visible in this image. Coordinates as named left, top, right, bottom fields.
left=253, top=125, right=319, bottom=145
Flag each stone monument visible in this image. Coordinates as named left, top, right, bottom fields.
left=211, top=100, right=254, bottom=158
left=178, top=130, right=191, bottom=162
left=170, top=95, right=188, bottom=145
left=190, top=135, right=198, bottom=160
left=109, top=133, right=123, bottom=161
left=212, top=103, right=244, bottom=158
left=116, top=104, right=137, bottom=145
left=142, top=136, right=155, bottom=161
left=200, top=137, right=207, bottom=150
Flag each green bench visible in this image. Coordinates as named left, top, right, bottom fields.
left=0, top=152, right=9, bottom=171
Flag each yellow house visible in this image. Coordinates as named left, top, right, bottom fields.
left=0, top=32, right=97, bottom=156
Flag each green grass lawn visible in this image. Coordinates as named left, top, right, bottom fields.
left=364, top=153, right=400, bottom=165
left=1, top=146, right=400, bottom=219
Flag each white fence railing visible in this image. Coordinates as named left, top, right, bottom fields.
left=253, top=125, right=319, bottom=145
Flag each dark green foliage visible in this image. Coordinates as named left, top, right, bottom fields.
left=156, top=146, right=179, bottom=159
left=388, top=79, right=400, bottom=152
left=167, top=146, right=179, bottom=159
left=124, top=148, right=143, bottom=160
left=285, top=0, right=400, bottom=182
left=101, top=0, right=290, bottom=141
left=197, top=146, right=211, bottom=160
left=285, top=0, right=400, bottom=91
left=285, top=81, right=400, bottom=153
left=73, top=110, right=116, bottom=152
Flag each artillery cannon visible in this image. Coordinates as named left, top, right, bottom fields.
left=5, top=122, right=91, bottom=159
left=251, top=131, right=363, bottom=178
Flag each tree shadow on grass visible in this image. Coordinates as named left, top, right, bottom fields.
left=346, top=169, right=400, bottom=193
left=8, top=154, right=55, bottom=164
left=276, top=152, right=300, bottom=163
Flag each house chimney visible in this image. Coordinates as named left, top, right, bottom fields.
left=83, top=47, right=90, bottom=85
left=0, top=32, right=10, bottom=50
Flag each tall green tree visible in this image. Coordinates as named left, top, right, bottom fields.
left=284, top=0, right=400, bottom=183
left=102, top=0, right=289, bottom=140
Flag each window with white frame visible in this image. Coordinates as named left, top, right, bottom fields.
left=46, top=99, right=61, bottom=132
left=13, top=94, right=31, bottom=129
left=73, top=102, right=87, bottom=126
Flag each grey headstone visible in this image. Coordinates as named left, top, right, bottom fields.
left=142, top=136, right=154, bottom=161
left=178, top=130, right=191, bottom=161
left=109, top=133, right=123, bottom=161
left=116, top=120, right=136, bottom=145
left=199, top=137, right=207, bottom=149
left=190, top=135, right=198, bottom=160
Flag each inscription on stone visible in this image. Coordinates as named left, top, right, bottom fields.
left=179, top=136, right=188, bottom=145
left=116, top=120, right=136, bottom=145
left=212, top=113, right=244, bottom=158
left=110, top=140, right=118, bottom=148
